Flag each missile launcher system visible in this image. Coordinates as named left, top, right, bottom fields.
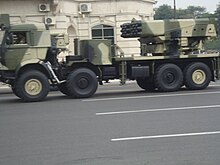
left=121, top=19, right=217, bottom=55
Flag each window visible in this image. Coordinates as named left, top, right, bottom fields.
left=12, top=32, right=27, bottom=45
left=92, top=24, right=115, bottom=44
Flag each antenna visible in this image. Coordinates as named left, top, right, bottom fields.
left=174, top=0, right=176, bottom=19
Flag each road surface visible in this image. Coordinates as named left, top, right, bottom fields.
left=0, top=81, right=220, bottom=165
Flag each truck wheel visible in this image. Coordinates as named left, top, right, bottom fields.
left=11, top=86, right=21, bottom=98
left=66, top=68, right=98, bottom=98
left=155, top=64, right=183, bottom=92
left=184, top=62, right=211, bottom=90
left=58, top=83, right=71, bottom=96
left=15, top=70, right=50, bottom=102
left=136, top=78, right=155, bottom=91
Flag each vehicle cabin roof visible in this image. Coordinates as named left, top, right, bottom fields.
left=10, top=23, right=46, bottom=31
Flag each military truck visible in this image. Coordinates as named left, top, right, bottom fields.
left=1, top=14, right=220, bottom=102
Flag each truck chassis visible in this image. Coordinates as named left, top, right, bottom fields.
left=1, top=14, right=220, bottom=102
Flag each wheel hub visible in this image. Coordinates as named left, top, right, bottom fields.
left=25, top=79, right=42, bottom=96
left=192, top=69, right=206, bottom=85
left=77, top=77, right=89, bottom=89
left=164, top=72, right=175, bottom=84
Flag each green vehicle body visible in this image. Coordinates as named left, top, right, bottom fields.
left=121, top=18, right=217, bottom=55
left=1, top=14, right=220, bottom=102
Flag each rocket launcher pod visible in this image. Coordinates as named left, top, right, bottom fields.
left=121, top=19, right=217, bottom=38
left=121, top=19, right=217, bottom=55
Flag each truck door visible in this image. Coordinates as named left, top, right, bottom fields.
left=4, top=31, right=33, bottom=70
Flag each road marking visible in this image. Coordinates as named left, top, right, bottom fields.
left=111, top=131, right=220, bottom=142
left=83, top=91, right=220, bottom=102
left=96, top=104, right=220, bottom=116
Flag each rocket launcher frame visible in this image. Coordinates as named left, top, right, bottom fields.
left=121, top=19, right=217, bottom=55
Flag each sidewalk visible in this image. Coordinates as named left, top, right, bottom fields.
left=0, top=83, right=10, bottom=89
left=1, top=80, right=220, bottom=89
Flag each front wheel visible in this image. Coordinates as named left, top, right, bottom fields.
left=66, top=68, right=98, bottom=98
left=11, top=86, right=21, bottom=98
left=14, top=70, right=50, bottom=102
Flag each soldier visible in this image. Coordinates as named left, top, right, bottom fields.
left=14, top=32, right=26, bottom=44
left=17, top=33, right=26, bottom=44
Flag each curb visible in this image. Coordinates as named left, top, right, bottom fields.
left=0, top=83, right=10, bottom=89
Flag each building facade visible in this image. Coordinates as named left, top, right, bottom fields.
left=0, top=0, right=156, bottom=58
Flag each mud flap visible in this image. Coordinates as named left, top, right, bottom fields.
left=215, top=57, right=220, bottom=80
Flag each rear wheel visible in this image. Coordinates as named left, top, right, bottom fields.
left=58, top=82, right=71, bottom=96
left=155, top=63, right=183, bottom=92
left=136, top=78, right=155, bottom=91
left=11, top=86, right=21, bottom=98
left=14, top=70, right=50, bottom=102
left=66, top=68, right=98, bottom=98
left=184, top=62, right=211, bottom=90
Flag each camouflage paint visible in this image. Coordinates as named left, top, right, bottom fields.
left=121, top=19, right=217, bottom=56
left=78, top=39, right=112, bottom=65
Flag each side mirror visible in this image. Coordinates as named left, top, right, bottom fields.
left=6, top=33, right=12, bottom=45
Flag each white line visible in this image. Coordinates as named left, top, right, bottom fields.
left=111, top=131, right=220, bottom=142
left=83, top=91, right=220, bottom=102
left=96, top=104, right=220, bottom=116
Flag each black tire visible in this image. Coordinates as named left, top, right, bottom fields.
left=155, top=63, right=183, bottom=92
left=58, top=83, right=71, bottom=96
left=66, top=68, right=98, bottom=98
left=136, top=78, right=155, bottom=91
left=184, top=62, right=211, bottom=90
left=14, top=70, right=50, bottom=102
left=11, top=86, right=21, bottom=98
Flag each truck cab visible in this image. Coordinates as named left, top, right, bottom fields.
left=1, top=23, right=51, bottom=70
left=0, top=14, right=63, bottom=102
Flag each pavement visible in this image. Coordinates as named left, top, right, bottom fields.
left=0, top=83, right=9, bottom=89
left=0, top=80, right=123, bottom=89
left=1, top=81, right=220, bottom=165
left=1, top=80, right=220, bottom=91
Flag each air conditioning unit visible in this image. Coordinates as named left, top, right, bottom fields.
left=39, top=4, right=50, bottom=12
left=44, top=17, right=56, bottom=25
left=53, top=0, right=59, bottom=5
left=79, top=3, right=92, bottom=13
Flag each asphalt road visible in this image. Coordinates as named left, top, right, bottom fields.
left=1, top=81, right=220, bottom=165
